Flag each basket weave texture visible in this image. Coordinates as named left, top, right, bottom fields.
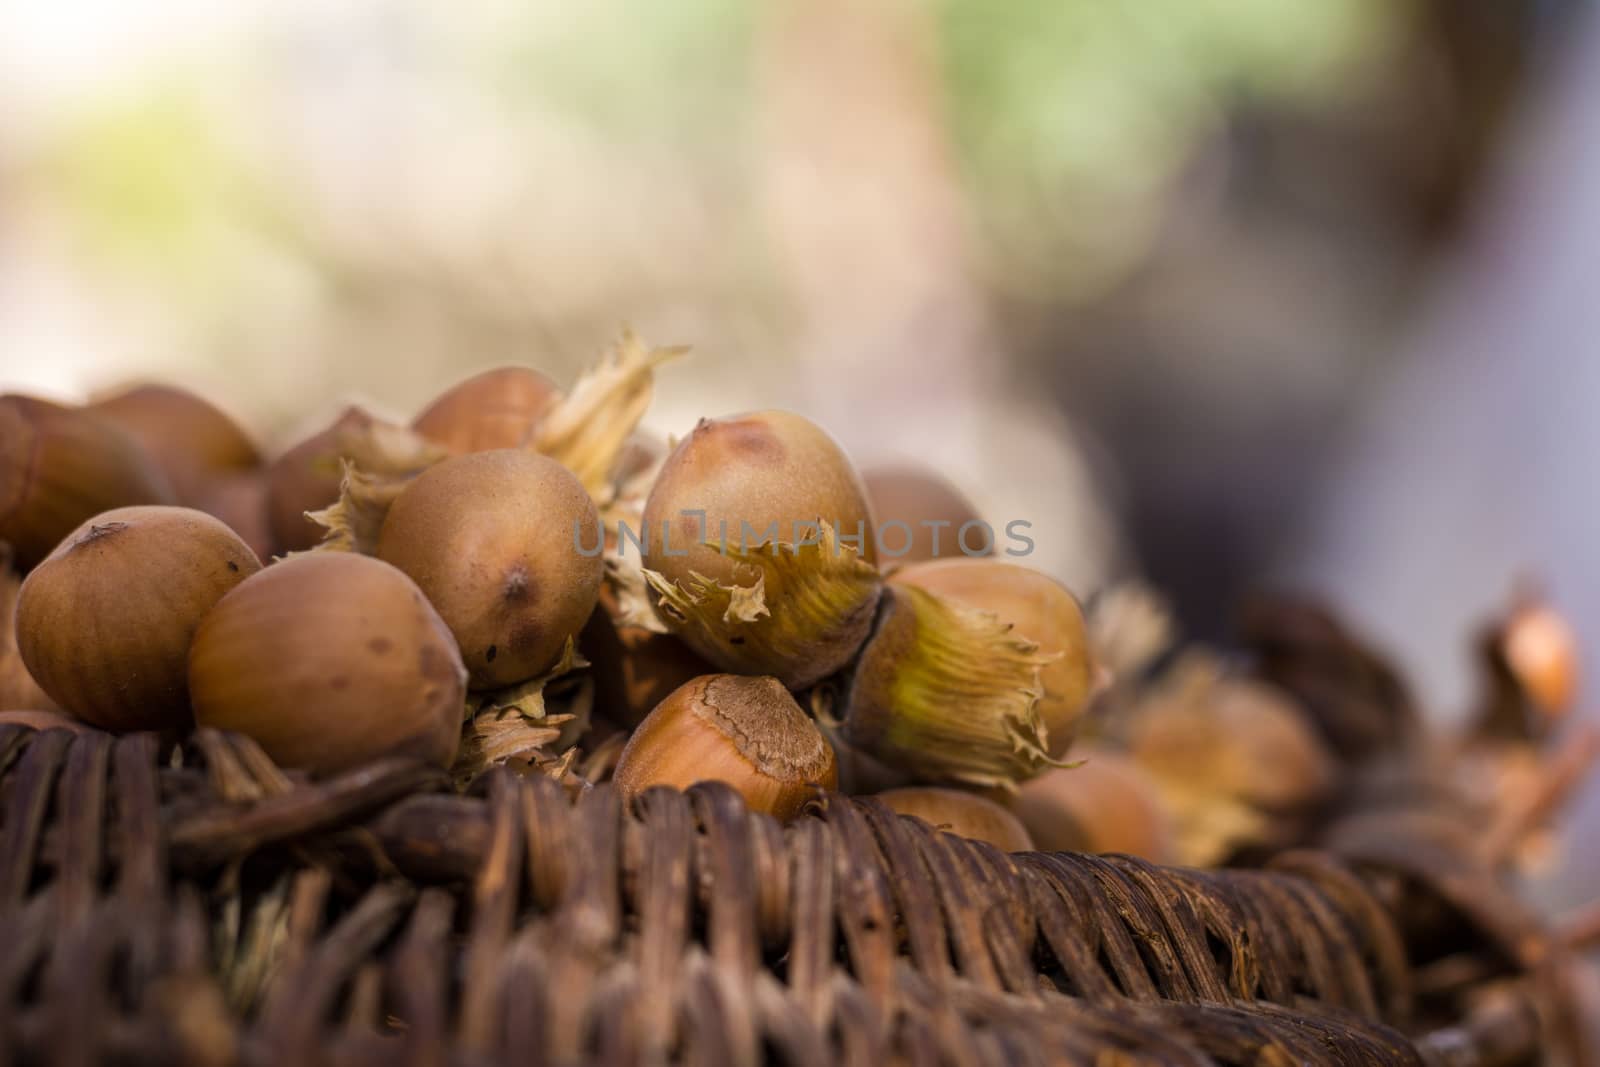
left=0, top=723, right=1586, bottom=1066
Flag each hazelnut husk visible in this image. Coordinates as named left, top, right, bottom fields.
left=375, top=450, right=603, bottom=689
left=17, top=506, right=261, bottom=731
left=88, top=384, right=260, bottom=504
left=862, top=464, right=988, bottom=563
left=533, top=331, right=684, bottom=508
left=0, top=395, right=176, bottom=569
left=1011, top=747, right=1176, bottom=861
left=642, top=410, right=882, bottom=688
left=613, top=674, right=837, bottom=821
left=264, top=406, right=378, bottom=553
left=306, top=338, right=673, bottom=564
left=1120, top=654, right=1337, bottom=866
left=838, top=583, right=1059, bottom=789
left=304, top=418, right=451, bottom=556
left=1086, top=582, right=1177, bottom=684
left=188, top=552, right=467, bottom=774
left=411, top=366, right=562, bottom=455
left=875, top=787, right=1034, bottom=851
left=455, top=640, right=591, bottom=782
left=891, top=559, right=1095, bottom=758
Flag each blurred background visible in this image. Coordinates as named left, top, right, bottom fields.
left=2, top=1, right=1596, bottom=903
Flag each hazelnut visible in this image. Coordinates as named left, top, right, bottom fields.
left=188, top=552, right=467, bottom=774
left=862, top=463, right=988, bottom=562
left=875, top=787, right=1033, bottom=851
left=17, top=506, right=260, bottom=731
left=264, top=406, right=377, bottom=554
left=375, top=450, right=603, bottom=689
left=1121, top=655, right=1336, bottom=865
left=581, top=579, right=714, bottom=729
left=1011, top=747, right=1176, bottom=861
left=839, top=583, right=1058, bottom=788
left=891, top=559, right=1095, bottom=758
left=613, top=674, right=837, bottom=820
left=642, top=411, right=881, bottom=688
left=411, top=366, right=562, bottom=455
left=1502, top=600, right=1580, bottom=715
left=88, top=384, right=259, bottom=504
left=0, top=395, right=175, bottom=569
left=194, top=469, right=276, bottom=563
left=0, top=547, right=55, bottom=712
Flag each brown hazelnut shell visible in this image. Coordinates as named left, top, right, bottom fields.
left=88, top=384, right=259, bottom=504
left=193, top=468, right=277, bottom=563
left=642, top=411, right=881, bottom=687
left=376, top=450, right=603, bottom=689
left=0, top=395, right=176, bottom=569
left=1502, top=601, right=1580, bottom=714
left=411, top=367, right=561, bottom=455
left=17, top=506, right=261, bottom=731
left=839, top=583, right=1057, bottom=788
left=1011, top=748, right=1176, bottom=861
left=876, top=787, right=1034, bottom=851
left=644, top=410, right=877, bottom=586
left=611, top=430, right=666, bottom=488
left=1, top=550, right=55, bottom=712
left=862, top=464, right=988, bottom=563
left=188, top=552, right=466, bottom=775
left=264, top=406, right=376, bottom=553
left=613, top=674, right=837, bottom=821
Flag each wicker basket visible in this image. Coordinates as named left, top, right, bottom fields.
left=2, top=721, right=1593, bottom=1066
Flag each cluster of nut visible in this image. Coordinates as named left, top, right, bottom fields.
left=0, top=345, right=1162, bottom=858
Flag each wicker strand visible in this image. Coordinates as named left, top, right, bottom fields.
left=0, top=726, right=1580, bottom=1066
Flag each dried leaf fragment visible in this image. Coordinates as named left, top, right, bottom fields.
left=534, top=330, right=686, bottom=509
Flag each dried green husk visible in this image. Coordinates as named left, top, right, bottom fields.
left=838, top=583, right=1062, bottom=789
left=644, top=520, right=881, bottom=689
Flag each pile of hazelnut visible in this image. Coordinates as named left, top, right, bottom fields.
left=0, top=336, right=1356, bottom=861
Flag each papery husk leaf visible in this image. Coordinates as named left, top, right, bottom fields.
left=643, top=520, right=882, bottom=689
left=1113, top=651, right=1338, bottom=863
left=841, top=583, right=1061, bottom=790
left=534, top=329, right=686, bottom=509
left=453, top=713, right=573, bottom=788
left=304, top=418, right=447, bottom=555
left=542, top=746, right=581, bottom=785
left=591, top=426, right=669, bottom=629
left=304, top=461, right=402, bottom=554
left=452, top=639, right=589, bottom=784
left=1088, top=581, right=1176, bottom=684
left=1160, top=787, right=1274, bottom=867
left=335, top=416, right=448, bottom=476
left=602, top=542, right=671, bottom=635
left=1124, top=651, right=1336, bottom=813
left=600, top=429, right=669, bottom=530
